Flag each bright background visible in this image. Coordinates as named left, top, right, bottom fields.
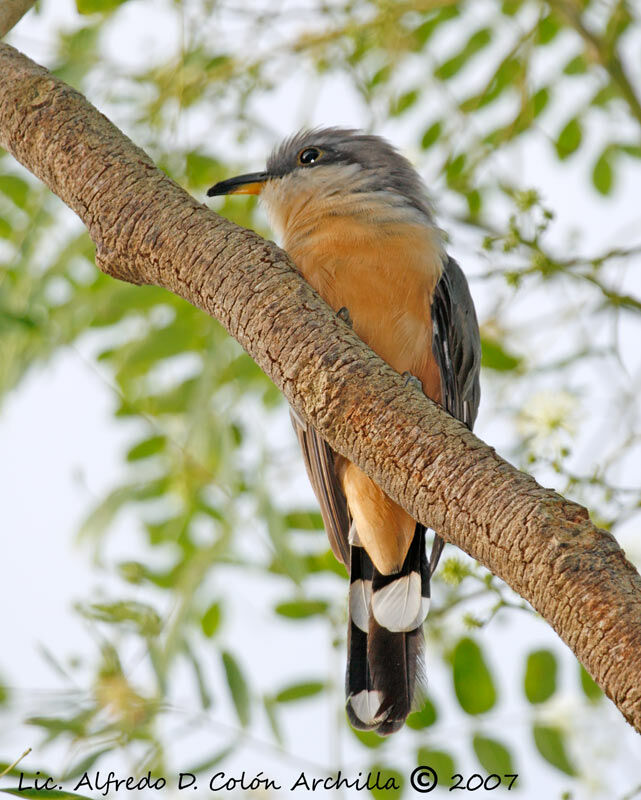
left=1, top=1, right=641, bottom=798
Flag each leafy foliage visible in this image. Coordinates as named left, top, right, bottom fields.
left=451, top=637, right=497, bottom=715
left=1, top=0, right=638, bottom=797
left=473, top=735, right=515, bottom=775
left=524, top=649, right=557, bottom=704
left=533, top=725, right=577, bottom=776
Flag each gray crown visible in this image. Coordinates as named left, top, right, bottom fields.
left=266, top=127, right=434, bottom=222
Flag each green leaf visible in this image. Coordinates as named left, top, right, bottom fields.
left=536, top=14, right=561, bottom=45
left=117, top=561, right=147, bottom=584
left=77, top=600, right=162, bottom=636
left=221, top=651, right=250, bottom=727
left=593, top=148, right=614, bottom=195
left=113, top=322, right=203, bottom=382
left=532, top=87, right=550, bottom=117
left=501, top=0, right=523, bottom=15
left=350, top=728, right=386, bottom=748
left=620, top=143, right=641, bottom=159
left=466, top=188, right=482, bottom=217
left=53, top=25, right=100, bottom=85
left=303, top=550, right=348, bottom=577
left=605, top=3, right=632, bottom=40
left=524, top=649, right=557, bottom=703
left=412, top=7, right=459, bottom=48
left=483, top=87, right=549, bottom=148
left=416, top=748, right=456, bottom=779
left=421, top=121, right=442, bottom=150
left=555, top=118, right=582, bottom=160
left=369, top=766, right=403, bottom=799
left=0, top=216, right=12, bottom=238
left=391, top=89, right=419, bottom=116
left=61, top=748, right=112, bottom=780
left=201, top=602, right=222, bottom=637
left=275, top=680, right=325, bottom=703
left=579, top=665, right=602, bottom=701
left=532, top=725, right=576, bottom=775
left=76, top=0, right=128, bottom=13
left=284, top=510, right=324, bottom=530
left=130, top=378, right=199, bottom=415
left=473, top=735, right=515, bottom=774
left=435, top=28, right=492, bottom=80
left=125, top=435, right=166, bottom=462
left=88, top=283, right=163, bottom=328
left=369, top=65, right=391, bottom=88
left=0, top=307, right=38, bottom=328
left=182, top=745, right=236, bottom=776
left=591, top=84, right=619, bottom=107
left=185, top=152, right=222, bottom=188
left=445, top=153, right=467, bottom=185
left=26, top=710, right=96, bottom=743
left=481, top=337, right=522, bottom=371
left=563, top=54, right=588, bottom=75
left=452, top=637, right=497, bottom=715
left=459, top=58, right=523, bottom=112
left=406, top=697, right=437, bottom=729
left=218, top=353, right=270, bottom=387
left=275, top=599, right=328, bottom=619
left=262, top=695, right=283, bottom=744
left=0, top=175, right=30, bottom=209
left=183, top=641, right=213, bottom=710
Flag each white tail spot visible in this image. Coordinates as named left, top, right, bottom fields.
left=372, top=573, right=423, bottom=632
left=349, top=579, right=372, bottom=633
left=348, top=690, right=384, bottom=726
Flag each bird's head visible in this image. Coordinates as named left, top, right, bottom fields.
left=207, top=128, right=434, bottom=239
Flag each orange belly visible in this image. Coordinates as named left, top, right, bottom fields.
left=286, top=215, right=443, bottom=573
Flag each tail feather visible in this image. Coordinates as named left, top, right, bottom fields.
left=346, top=524, right=430, bottom=735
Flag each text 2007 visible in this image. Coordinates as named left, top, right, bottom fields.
left=410, top=767, right=518, bottom=793
left=451, top=773, right=518, bottom=791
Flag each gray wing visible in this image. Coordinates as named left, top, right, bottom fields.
left=428, top=256, right=481, bottom=571
left=431, top=256, right=481, bottom=431
left=290, top=409, right=351, bottom=566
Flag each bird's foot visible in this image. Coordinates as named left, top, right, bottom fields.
left=402, top=371, right=423, bottom=392
left=337, top=306, right=353, bottom=328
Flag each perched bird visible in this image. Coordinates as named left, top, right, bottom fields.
left=208, top=128, right=481, bottom=735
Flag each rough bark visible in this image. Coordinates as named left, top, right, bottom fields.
left=0, top=0, right=35, bottom=38
left=1, top=42, right=640, bottom=733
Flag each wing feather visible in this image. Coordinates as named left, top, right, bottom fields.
left=290, top=409, right=351, bottom=566
left=431, top=256, right=481, bottom=430
left=429, top=255, right=481, bottom=571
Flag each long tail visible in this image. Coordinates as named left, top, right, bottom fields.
left=345, top=525, right=430, bottom=735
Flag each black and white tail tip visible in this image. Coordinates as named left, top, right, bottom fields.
left=345, top=527, right=430, bottom=735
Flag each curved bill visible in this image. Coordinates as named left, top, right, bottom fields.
left=207, top=171, right=270, bottom=197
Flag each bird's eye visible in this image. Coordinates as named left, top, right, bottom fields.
left=298, top=147, right=322, bottom=165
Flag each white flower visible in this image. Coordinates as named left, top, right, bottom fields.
left=516, top=390, right=578, bottom=455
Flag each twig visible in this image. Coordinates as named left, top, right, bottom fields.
left=0, top=747, right=32, bottom=780
left=0, top=0, right=36, bottom=39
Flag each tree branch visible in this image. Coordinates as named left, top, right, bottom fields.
left=549, top=0, right=641, bottom=130
left=1, top=42, right=641, bottom=733
left=0, top=0, right=36, bottom=39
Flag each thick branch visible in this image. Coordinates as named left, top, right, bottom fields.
left=1, top=42, right=641, bottom=732
left=0, top=0, right=36, bottom=38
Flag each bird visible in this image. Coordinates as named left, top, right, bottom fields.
left=208, top=128, right=481, bottom=735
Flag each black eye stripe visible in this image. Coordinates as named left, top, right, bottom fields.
left=298, top=147, right=322, bottom=165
